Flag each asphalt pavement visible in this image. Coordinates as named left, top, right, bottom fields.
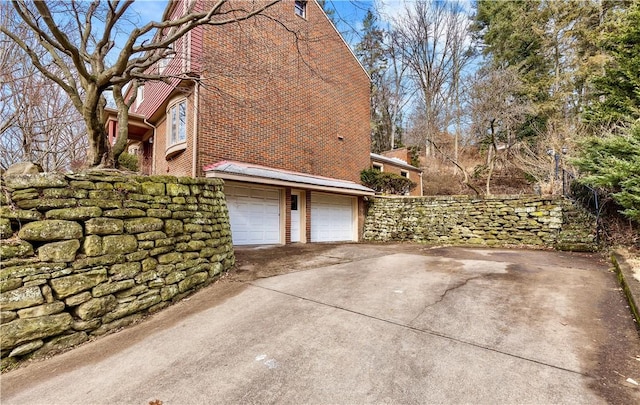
left=2, top=244, right=639, bottom=404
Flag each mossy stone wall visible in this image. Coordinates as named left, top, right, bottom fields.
left=363, top=195, right=572, bottom=247
left=0, top=172, right=233, bottom=368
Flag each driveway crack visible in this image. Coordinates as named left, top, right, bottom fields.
left=409, top=275, right=483, bottom=325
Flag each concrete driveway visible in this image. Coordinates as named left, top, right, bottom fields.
left=2, top=244, right=639, bottom=404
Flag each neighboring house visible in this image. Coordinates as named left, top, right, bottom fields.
left=370, top=148, right=423, bottom=196
left=105, top=0, right=373, bottom=245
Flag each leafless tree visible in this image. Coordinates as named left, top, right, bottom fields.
left=0, top=2, right=87, bottom=171
left=385, top=34, right=413, bottom=150
left=0, top=0, right=281, bottom=168
left=468, top=67, right=534, bottom=195
left=390, top=0, right=475, bottom=157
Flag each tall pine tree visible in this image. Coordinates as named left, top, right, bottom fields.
left=575, top=1, right=640, bottom=223
left=355, top=9, right=392, bottom=153
left=584, top=1, right=640, bottom=130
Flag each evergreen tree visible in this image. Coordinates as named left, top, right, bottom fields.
left=474, top=0, right=551, bottom=106
left=355, top=9, right=392, bottom=153
left=576, top=1, right=640, bottom=223
left=584, top=1, right=640, bottom=130
left=573, top=124, right=640, bottom=222
left=473, top=0, right=604, bottom=139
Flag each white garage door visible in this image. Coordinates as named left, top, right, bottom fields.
left=311, top=193, right=355, bottom=242
left=225, top=184, right=281, bottom=245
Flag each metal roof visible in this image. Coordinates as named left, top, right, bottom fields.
left=204, top=161, right=375, bottom=196
left=370, top=153, right=422, bottom=172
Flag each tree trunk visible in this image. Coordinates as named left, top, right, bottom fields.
left=112, top=84, right=131, bottom=167
left=486, top=120, right=497, bottom=196
left=486, top=144, right=495, bottom=196
left=83, top=89, right=112, bottom=168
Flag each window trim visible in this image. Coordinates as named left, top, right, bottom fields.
left=373, top=163, right=383, bottom=172
left=400, top=170, right=409, bottom=178
left=135, top=85, right=144, bottom=108
left=165, top=98, right=187, bottom=159
left=294, top=0, right=307, bottom=18
left=158, top=44, right=174, bottom=74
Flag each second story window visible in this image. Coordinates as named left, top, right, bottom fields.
left=158, top=44, right=174, bottom=74
left=135, top=85, right=144, bottom=108
left=294, top=0, right=306, bottom=18
left=401, top=170, right=409, bottom=178
left=168, top=100, right=187, bottom=146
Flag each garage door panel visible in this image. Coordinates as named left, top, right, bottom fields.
left=311, top=193, right=355, bottom=242
left=227, top=185, right=249, bottom=198
left=226, top=184, right=281, bottom=245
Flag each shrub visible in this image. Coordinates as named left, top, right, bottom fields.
left=361, top=168, right=417, bottom=195
left=572, top=123, right=640, bottom=223
left=117, top=152, right=139, bottom=172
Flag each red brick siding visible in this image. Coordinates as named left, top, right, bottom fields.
left=358, top=196, right=366, bottom=240
left=381, top=148, right=411, bottom=163
left=195, top=0, right=370, bottom=182
left=305, top=192, right=312, bottom=242
left=285, top=188, right=292, bottom=244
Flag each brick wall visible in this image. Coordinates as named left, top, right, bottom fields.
left=381, top=148, right=411, bottom=163
left=195, top=0, right=371, bottom=182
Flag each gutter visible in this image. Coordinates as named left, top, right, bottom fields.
left=144, top=118, right=157, bottom=175
left=192, top=81, right=199, bottom=177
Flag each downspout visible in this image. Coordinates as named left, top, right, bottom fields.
left=419, top=172, right=424, bottom=197
left=144, top=118, right=157, bottom=175
left=192, top=81, right=199, bottom=177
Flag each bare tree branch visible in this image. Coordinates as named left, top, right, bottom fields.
left=1, top=0, right=284, bottom=168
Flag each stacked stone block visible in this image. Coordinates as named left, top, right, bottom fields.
left=0, top=172, right=233, bottom=368
left=363, top=195, right=566, bottom=247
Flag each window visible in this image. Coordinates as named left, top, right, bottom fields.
left=373, top=163, right=383, bottom=171
left=401, top=170, right=409, bottom=178
left=294, top=0, right=306, bottom=18
left=168, top=100, right=187, bottom=146
left=158, top=44, right=174, bottom=74
left=291, top=194, right=298, bottom=211
left=135, top=85, right=144, bottom=108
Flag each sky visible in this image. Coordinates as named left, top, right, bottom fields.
left=127, top=0, right=378, bottom=48
left=325, top=0, right=375, bottom=43
left=128, top=1, right=376, bottom=26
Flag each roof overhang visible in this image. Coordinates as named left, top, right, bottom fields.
left=371, top=153, right=422, bottom=173
left=205, top=161, right=375, bottom=196
left=103, top=108, right=154, bottom=142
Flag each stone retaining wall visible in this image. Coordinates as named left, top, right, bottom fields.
left=363, top=195, right=566, bottom=246
left=0, top=171, right=233, bottom=368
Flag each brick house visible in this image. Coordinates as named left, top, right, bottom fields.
left=370, top=148, right=423, bottom=196
left=105, top=0, right=373, bottom=245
